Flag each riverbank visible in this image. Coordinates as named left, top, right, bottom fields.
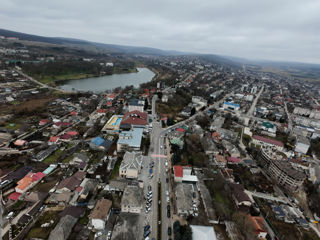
left=57, top=67, right=155, bottom=92
left=35, top=67, right=138, bottom=85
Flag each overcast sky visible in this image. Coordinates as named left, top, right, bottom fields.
left=1, top=0, right=320, bottom=63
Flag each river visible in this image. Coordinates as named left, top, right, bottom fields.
left=58, top=67, right=155, bottom=92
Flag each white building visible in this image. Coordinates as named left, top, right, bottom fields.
left=295, top=135, right=310, bottom=155
left=192, top=96, right=207, bottom=107
left=128, top=99, right=145, bottom=112
left=191, top=225, right=217, bottom=240
left=119, top=151, right=143, bottom=179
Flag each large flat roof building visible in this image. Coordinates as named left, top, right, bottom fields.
left=117, top=128, right=143, bottom=152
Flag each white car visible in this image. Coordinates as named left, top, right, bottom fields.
left=107, top=231, right=112, bottom=240
left=6, top=212, right=14, bottom=220
left=94, top=231, right=103, bottom=238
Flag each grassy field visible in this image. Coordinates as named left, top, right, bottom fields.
left=38, top=73, right=96, bottom=84
left=62, top=154, right=74, bottom=163
left=43, top=149, right=62, bottom=164
left=35, top=67, right=137, bottom=84
left=5, top=122, right=21, bottom=130
left=0, top=96, right=54, bottom=114
left=26, top=211, right=61, bottom=240
left=109, top=158, right=121, bottom=180
left=33, top=179, right=58, bottom=192
left=113, top=67, right=137, bottom=74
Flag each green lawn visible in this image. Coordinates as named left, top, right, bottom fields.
left=9, top=100, right=21, bottom=105
left=26, top=211, right=60, bottom=240
left=43, top=149, right=62, bottom=164
left=11, top=200, right=24, bottom=210
left=109, top=159, right=121, bottom=180
left=38, top=73, right=96, bottom=84
left=26, top=227, right=48, bottom=240
left=78, top=212, right=89, bottom=225
left=214, top=192, right=225, bottom=203
left=62, top=154, right=73, bottom=163
left=5, top=122, right=21, bottom=130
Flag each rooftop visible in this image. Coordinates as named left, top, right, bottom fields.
left=253, top=135, right=284, bottom=147
left=90, top=199, right=112, bottom=220
left=120, top=151, right=143, bottom=171
left=121, top=110, right=148, bottom=127
left=121, top=185, right=143, bottom=208
left=190, top=225, right=217, bottom=240
left=118, top=128, right=143, bottom=148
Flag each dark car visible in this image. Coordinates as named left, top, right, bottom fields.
left=144, top=225, right=150, bottom=232
left=144, top=229, right=150, bottom=238
left=167, top=205, right=170, bottom=211
left=168, top=227, right=172, bottom=236
left=112, top=208, right=121, bottom=214
left=166, top=178, right=168, bottom=183
left=167, top=209, right=171, bottom=218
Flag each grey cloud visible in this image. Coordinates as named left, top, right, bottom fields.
left=0, top=0, right=319, bottom=63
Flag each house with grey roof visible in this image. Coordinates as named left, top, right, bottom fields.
left=119, top=151, right=143, bottom=179
left=48, top=215, right=77, bottom=240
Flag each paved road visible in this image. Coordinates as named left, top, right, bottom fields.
left=148, top=94, right=174, bottom=240
left=280, top=85, right=293, bottom=132
left=246, top=85, right=264, bottom=117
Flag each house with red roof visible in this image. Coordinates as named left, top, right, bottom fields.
left=120, top=110, right=148, bottom=130
left=39, top=119, right=50, bottom=126
left=252, top=135, right=284, bottom=151
left=66, top=131, right=78, bottom=136
left=248, top=215, right=267, bottom=238
left=49, top=136, right=59, bottom=144
left=173, top=165, right=198, bottom=183
left=97, top=109, right=107, bottom=115
left=106, top=101, right=112, bottom=107
left=8, top=192, right=21, bottom=201
left=212, top=132, right=222, bottom=141
left=227, top=157, right=242, bottom=164
left=14, top=139, right=27, bottom=147
left=15, top=172, right=45, bottom=193
left=107, top=93, right=116, bottom=101
left=175, top=128, right=186, bottom=133
left=69, top=111, right=78, bottom=116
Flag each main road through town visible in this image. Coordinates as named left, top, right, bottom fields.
left=148, top=87, right=237, bottom=240
left=149, top=95, right=173, bottom=240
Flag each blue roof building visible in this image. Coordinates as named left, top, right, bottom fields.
left=43, top=164, right=57, bottom=175
left=223, top=101, right=240, bottom=111
left=91, top=136, right=105, bottom=146
left=90, top=136, right=113, bottom=151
